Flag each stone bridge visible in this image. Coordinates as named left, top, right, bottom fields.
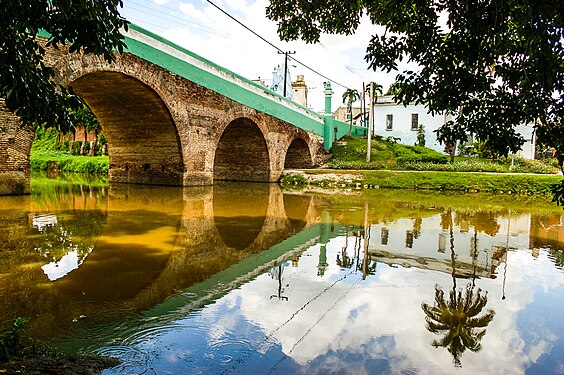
left=0, top=24, right=366, bottom=194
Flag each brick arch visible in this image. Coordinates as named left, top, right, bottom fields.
left=70, top=71, right=184, bottom=185
left=213, top=115, right=270, bottom=182
left=44, top=48, right=190, bottom=186
left=284, top=137, right=313, bottom=169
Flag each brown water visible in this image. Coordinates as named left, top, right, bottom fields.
left=0, top=175, right=563, bottom=374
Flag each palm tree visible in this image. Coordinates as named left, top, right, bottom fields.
left=342, top=88, right=360, bottom=136
left=422, top=284, right=495, bottom=367
left=421, top=208, right=495, bottom=367
left=366, top=82, right=383, bottom=101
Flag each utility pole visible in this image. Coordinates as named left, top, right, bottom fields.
left=362, top=82, right=366, bottom=129
left=278, top=51, right=295, bottom=97
left=366, top=82, right=374, bottom=162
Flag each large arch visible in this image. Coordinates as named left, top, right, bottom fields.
left=284, top=138, right=313, bottom=169
left=213, top=117, right=270, bottom=182
left=70, top=72, right=184, bottom=186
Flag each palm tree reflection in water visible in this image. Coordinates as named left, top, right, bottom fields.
left=421, top=209, right=495, bottom=367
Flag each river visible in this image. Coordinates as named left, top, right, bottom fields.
left=0, top=173, right=563, bottom=374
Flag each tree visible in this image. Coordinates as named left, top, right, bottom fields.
left=385, top=82, right=401, bottom=96
left=416, top=124, right=426, bottom=147
left=366, top=82, right=383, bottom=103
left=266, top=0, right=564, bottom=205
left=422, top=284, right=495, bottom=367
left=342, top=88, right=361, bottom=136
left=421, top=208, right=495, bottom=367
left=0, top=1, right=128, bottom=129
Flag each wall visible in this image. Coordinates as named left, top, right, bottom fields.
left=374, top=95, right=537, bottom=159
left=0, top=100, right=35, bottom=195
left=373, top=96, right=447, bottom=153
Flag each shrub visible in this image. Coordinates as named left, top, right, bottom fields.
left=56, top=134, right=71, bottom=152
left=71, top=140, right=82, bottom=155
left=280, top=174, right=307, bottom=185
left=96, top=133, right=107, bottom=155
left=82, top=140, right=90, bottom=155
left=0, top=317, right=29, bottom=361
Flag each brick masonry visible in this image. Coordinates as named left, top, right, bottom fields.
left=0, top=40, right=325, bottom=194
left=0, top=99, right=35, bottom=195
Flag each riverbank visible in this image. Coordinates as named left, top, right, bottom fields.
left=1, top=355, right=119, bottom=375
left=31, top=151, right=108, bottom=174
left=280, top=169, right=562, bottom=196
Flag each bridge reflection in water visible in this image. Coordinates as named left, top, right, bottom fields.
left=0, top=179, right=563, bottom=373
left=0, top=180, right=326, bottom=338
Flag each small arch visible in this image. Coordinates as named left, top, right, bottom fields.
left=214, top=117, right=270, bottom=182
left=284, top=138, right=313, bottom=169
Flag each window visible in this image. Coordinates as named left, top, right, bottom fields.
left=406, top=230, right=414, bottom=248
left=381, top=227, right=389, bottom=245
left=386, top=114, right=393, bottom=130
left=411, top=113, right=419, bottom=130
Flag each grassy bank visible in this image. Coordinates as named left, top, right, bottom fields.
left=281, top=169, right=561, bottom=195
left=31, top=126, right=108, bottom=175
left=329, top=136, right=558, bottom=174
left=31, top=151, right=108, bottom=174
left=0, top=317, right=119, bottom=374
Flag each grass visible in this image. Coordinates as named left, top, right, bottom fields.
left=328, top=136, right=559, bottom=174
left=31, top=151, right=108, bottom=174
left=30, top=126, right=108, bottom=175
left=356, top=170, right=559, bottom=194
left=281, top=169, right=562, bottom=196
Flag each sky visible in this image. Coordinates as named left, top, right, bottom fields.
left=120, top=0, right=399, bottom=112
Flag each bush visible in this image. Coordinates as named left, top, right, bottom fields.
left=96, top=133, right=107, bottom=155
left=82, top=140, right=90, bottom=155
left=56, top=134, right=71, bottom=152
left=280, top=174, right=307, bottom=185
left=0, top=317, right=29, bottom=361
left=71, top=140, right=82, bottom=156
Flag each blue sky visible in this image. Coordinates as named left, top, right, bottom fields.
left=120, top=0, right=400, bottom=112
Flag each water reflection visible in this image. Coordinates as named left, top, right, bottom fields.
left=1, top=178, right=564, bottom=374
left=422, top=284, right=495, bottom=367
left=0, top=179, right=321, bottom=343
left=421, top=209, right=496, bottom=367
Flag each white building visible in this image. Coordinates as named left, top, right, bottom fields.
left=373, top=95, right=536, bottom=159
left=373, top=95, right=447, bottom=153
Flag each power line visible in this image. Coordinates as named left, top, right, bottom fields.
left=124, top=2, right=228, bottom=37
left=127, top=0, right=220, bottom=34
left=267, top=273, right=362, bottom=374
left=125, top=0, right=354, bottom=90
left=319, top=41, right=365, bottom=80
left=204, top=0, right=282, bottom=51
left=203, top=0, right=350, bottom=89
